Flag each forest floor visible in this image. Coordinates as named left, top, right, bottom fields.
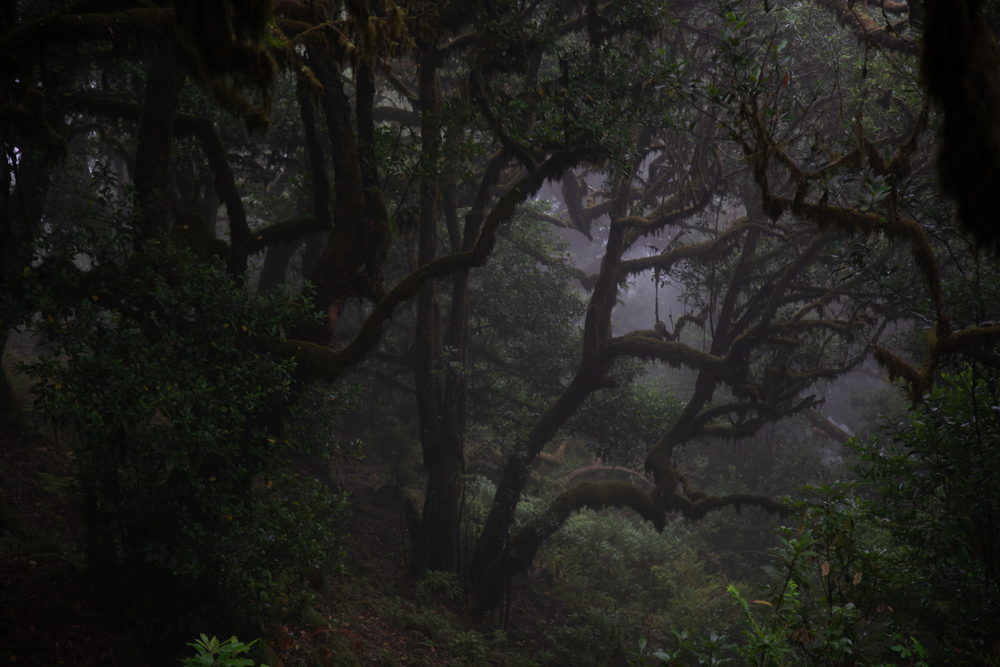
left=0, top=428, right=571, bottom=667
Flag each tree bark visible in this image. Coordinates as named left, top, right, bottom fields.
left=413, top=50, right=462, bottom=573
left=0, top=124, right=32, bottom=436
left=0, top=332, right=29, bottom=434
left=257, top=240, right=299, bottom=293
left=134, top=55, right=185, bottom=242
left=303, top=50, right=366, bottom=336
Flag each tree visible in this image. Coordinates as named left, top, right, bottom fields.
left=3, top=0, right=1000, bottom=626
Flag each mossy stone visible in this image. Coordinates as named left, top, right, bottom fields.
left=301, top=607, right=329, bottom=628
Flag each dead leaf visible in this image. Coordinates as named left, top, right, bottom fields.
left=853, top=571, right=862, bottom=585
left=821, top=560, right=830, bottom=576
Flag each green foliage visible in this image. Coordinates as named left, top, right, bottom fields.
left=1, top=188, right=348, bottom=637
left=181, top=635, right=266, bottom=667
left=656, top=482, right=896, bottom=666
left=532, top=509, right=738, bottom=650
left=566, top=377, right=682, bottom=465
left=663, top=367, right=1000, bottom=665
left=851, top=367, right=1000, bottom=662
left=376, top=593, right=518, bottom=667
left=469, top=212, right=587, bottom=430
left=673, top=422, right=830, bottom=583
left=416, top=570, right=462, bottom=601
left=537, top=608, right=646, bottom=667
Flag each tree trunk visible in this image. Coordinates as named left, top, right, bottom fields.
left=0, top=125, right=31, bottom=436
left=0, top=332, right=29, bottom=435
left=257, top=240, right=299, bottom=293
left=134, top=56, right=185, bottom=241
left=412, top=50, right=464, bottom=573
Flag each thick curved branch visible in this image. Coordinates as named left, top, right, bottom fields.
left=344, top=364, right=415, bottom=393
left=507, top=237, right=598, bottom=291
left=521, top=207, right=572, bottom=230
left=872, top=324, right=1000, bottom=400
left=811, top=0, right=916, bottom=54
left=673, top=471, right=790, bottom=520
left=476, top=481, right=663, bottom=613
left=613, top=176, right=718, bottom=234
left=602, top=336, right=727, bottom=375
left=373, top=105, right=419, bottom=124
left=618, top=219, right=746, bottom=278
left=805, top=408, right=851, bottom=444
left=537, top=437, right=570, bottom=465
left=563, top=460, right=652, bottom=487
left=477, top=474, right=789, bottom=613
left=266, top=149, right=593, bottom=381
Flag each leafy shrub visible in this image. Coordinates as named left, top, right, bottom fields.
left=2, top=192, right=348, bottom=638
left=852, top=367, right=1000, bottom=663
left=531, top=508, right=738, bottom=650
left=416, top=570, right=462, bottom=601
left=661, top=366, right=1000, bottom=665
left=181, top=635, right=266, bottom=667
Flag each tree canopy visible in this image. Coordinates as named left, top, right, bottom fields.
left=2, top=0, right=1000, bottom=657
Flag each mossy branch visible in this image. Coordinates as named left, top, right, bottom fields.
left=476, top=481, right=663, bottom=612
left=673, top=471, right=791, bottom=519
left=537, top=437, right=571, bottom=465
left=477, top=474, right=790, bottom=613
left=811, top=0, right=916, bottom=54
left=872, top=324, right=1000, bottom=402
left=602, top=336, right=727, bottom=374
left=618, top=220, right=745, bottom=278
left=507, top=238, right=598, bottom=291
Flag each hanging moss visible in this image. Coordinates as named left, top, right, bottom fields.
left=172, top=0, right=276, bottom=98
left=202, top=81, right=271, bottom=136
left=871, top=343, right=933, bottom=403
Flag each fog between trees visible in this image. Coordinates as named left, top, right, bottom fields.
left=2, top=0, right=1000, bottom=664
